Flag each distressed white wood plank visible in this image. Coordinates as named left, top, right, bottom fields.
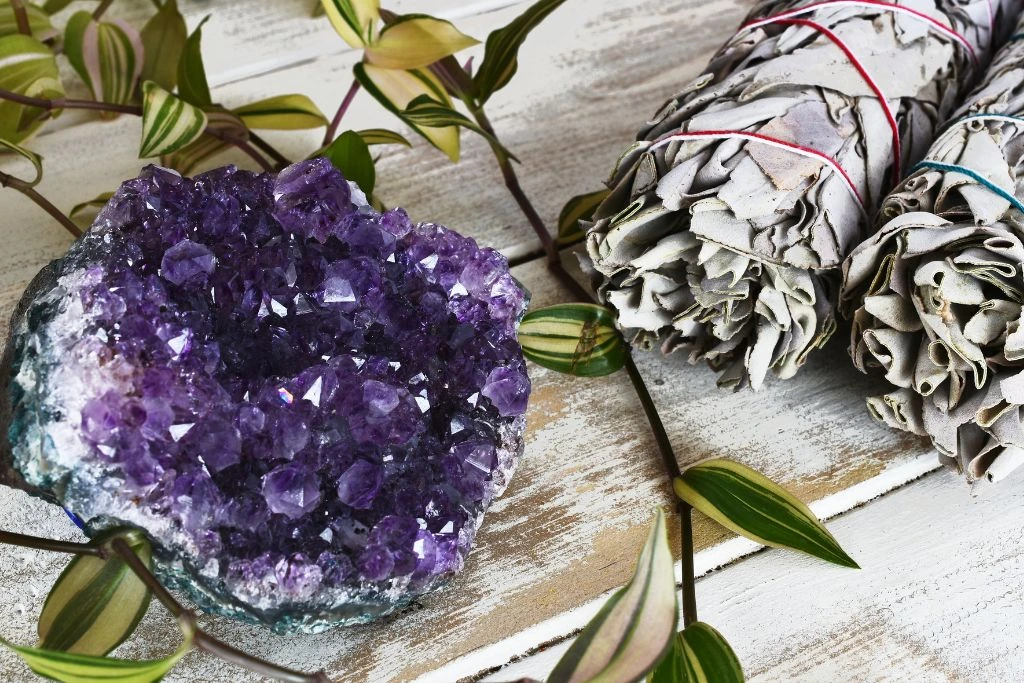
left=483, top=467, right=1024, bottom=683
left=0, top=255, right=934, bottom=682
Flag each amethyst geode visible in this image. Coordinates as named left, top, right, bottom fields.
left=0, top=159, right=530, bottom=633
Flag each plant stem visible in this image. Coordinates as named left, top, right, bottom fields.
left=10, top=0, right=30, bottom=35
left=109, top=539, right=332, bottom=683
left=0, top=171, right=83, bottom=239
left=205, top=129, right=274, bottom=172
left=0, top=529, right=103, bottom=557
left=623, top=353, right=697, bottom=627
left=323, top=80, right=360, bottom=147
left=92, top=0, right=115, bottom=20
left=0, top=87, right=142, bottom=116
left=249, top=131, right=292, bottom=169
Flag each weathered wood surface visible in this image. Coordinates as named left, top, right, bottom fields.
left=0, top=0, right=990, bottom=681
left=483, top=467, right=1024, bottom=682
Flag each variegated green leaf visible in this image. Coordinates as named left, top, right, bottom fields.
left=0, top=136, right=42, bottom=185
left=319, top=0, right=379, bottom=48
left=0, top=2, right=57, bottom=41
left=647, top=623, right=744, bottom=683
left=234, top=93, right=327, bottom=130
left=401, top=94, right=514, bottom=161
left=353, top=62, right=459, bottom=161
left=139, top=80, right=206, bottom=157
left=176, top=15, right=210, bottom=107
left=474, top=0, right=567, bottom=102
left=674, top=459, right=859, bottom=568
left=2, top=622, right=192, bottom=683
left=64, top=11, right=143, bottom=108
left=519, top=303, right=626, bottom=377
left=557, top=188, right=609, bottom=247
left=161, top=109, right=245, bottom=174
left=139, top=0, right=186, bottom=92
left=547, top=509, right=677, bottom=683
left=356, top=127, right=410, bottom=147
left=0, top=33, right=63, bottom=142
left=320, top=129, right=374, bottom=194
left=70, top=191, right=114, bottom=218
left=365, top=14, right=477, bottom=70
left=38, top=529, right=152, bottom=655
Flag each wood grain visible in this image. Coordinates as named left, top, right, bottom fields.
left=485, top=468, right=1024, bottom=682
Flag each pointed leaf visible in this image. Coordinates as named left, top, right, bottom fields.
left=70, top=191, right=114, bottom=218
left=38, top=529, right=152, bottom=656
left=139, top=0, right=186, bottom=92
left=64, top=12, right=143, bottom=107
left=519, top=303, right=626, bottom=377
left=0, top=33, right=63, bottom=142
left=176, top=15, right=210, bottom=107
left=674, top=459, right=859, bottom=568
left=319, top=0, right=379, bottom=48
left=647, top=623, right=744, bottom=683
left=557, top=188, right=609, bottom=247
left=320, top=129, right=374, bottom=195
left=364, top=14, right=477, bottom=70
left=0, top=2, right=57, bottom=41
left=42, top=0, right=75, bottom=14
left=402, top=94, right=514, bottom=161
left=140, top=80, right=207, bottom=157
left=0, top=137, right=42, bottom=185
left=547, top=509, right=677, bottom=683
left=353, top=62, right=459, bottom=161
left=2, top=625, right=192, bottom=683
left=234, top=93, right=327, bottom=130
left=356, top=128, right=410, bottom=147
left=474, top=0, right=567, bottom=102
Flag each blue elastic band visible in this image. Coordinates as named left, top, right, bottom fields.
left=910, top=160, right=1024, bottom=215
left=63, top=508, right=85, bottom=530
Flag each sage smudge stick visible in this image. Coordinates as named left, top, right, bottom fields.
left=583, top=0, right=1018, bottom=390
left=842, top=24, right=1024, bottom=481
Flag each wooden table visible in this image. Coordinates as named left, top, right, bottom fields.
left=1, top=1, right=1021, bottom=681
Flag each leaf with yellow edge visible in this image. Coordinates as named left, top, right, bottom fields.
left=319, top=0, right=379, bottom=48
left=365, top=14, right=478, bottom=70
left=0, top=2, right=58, bottom=41
left=647, top=623, right=744, bottom=683
left=139, top=80, right=207, bottom=157
left=353, top=62, right=459, bottom=161
left=234, top=94, right=327, bottom=130
left=0, top=34, right=64, bottom=142
left=674, top=459, right=859, bottom=568
left=356, top=128, right=410, bottom=147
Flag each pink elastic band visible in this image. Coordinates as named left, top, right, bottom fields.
left=649, top=130, right=868, bottom=217
left=738, top=0, right=979, bottom=66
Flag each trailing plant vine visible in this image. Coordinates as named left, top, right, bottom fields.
left=0, top=0, right=859, bottom=681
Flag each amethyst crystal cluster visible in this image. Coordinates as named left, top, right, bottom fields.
left=0, top=159, right=530, bottom=633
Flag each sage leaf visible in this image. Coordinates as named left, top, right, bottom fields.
left=139, top=0, right=186, bottom=92
left=356, top=128, right=411, bottom=147
left=364, top=14, right=477, bottom=71
left=0, top=34, right=64, bottom=142
left=0, top=2, right=57, bottom=41
left=353, top=62, right=459, bottom=161
left=176, top=15, right=211, bottom=107
left=64, top=11, right=143, bottom=108
left=674, top=459, right=859, bottom=568
left=647, top=623, right=744, bottom=683
left=319, top=0, right=379, bottom=48
left=3, top=622, right=192, bottom=683
left=139, top=80, right=207, bottom=157
left=234, top=93, right=327, bottom=130
left=70, top=191, right=114, bottom=218
left=473, top=0, right=567, bottom=102
left=37, top=529, right=152, bottom=655
left=557, top=188, right=609, bottom=247
left=519, top=303, right=626, bottom=377
left=0, top=137, right=43, bottom=185
left=547, top=509, right=677, bottom=683
left=320, top=129, right=374, bottom=195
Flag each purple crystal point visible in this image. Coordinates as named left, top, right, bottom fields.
left=2, top=159, right=530, bottom=633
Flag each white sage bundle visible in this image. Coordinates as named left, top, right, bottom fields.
left=583, top=0, right=1017, bottom=390
left=842, top=23, right=1024, bottom=480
